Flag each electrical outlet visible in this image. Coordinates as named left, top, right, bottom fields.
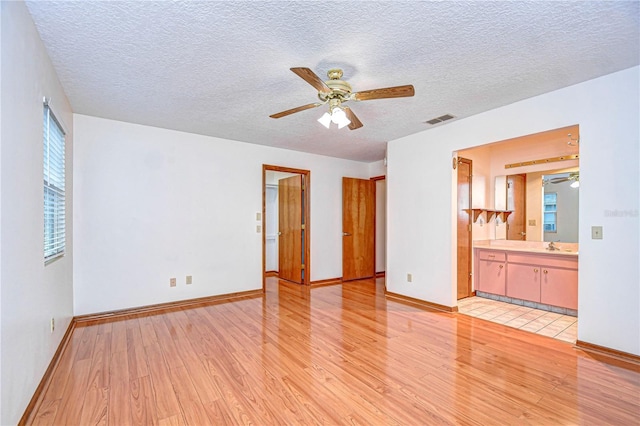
left=256, top=225, right=261, bottom=233
left=50, top=318, right=55, bottom=333
left=407, top=273, right=413, bottom=283
left=186, top=275, right=192, bottom=285
left=592, top=226, right=603, bottom=239
left=170, top=278, right=176, bottom=287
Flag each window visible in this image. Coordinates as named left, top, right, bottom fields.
left=543, top=192, right=557, bottom=233
left=43, top=102, right=66, bottom=261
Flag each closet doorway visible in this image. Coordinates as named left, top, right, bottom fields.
left=262, top=165, right=311, bottom=289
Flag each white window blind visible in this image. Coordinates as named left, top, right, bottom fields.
left=43, top=102, right=66, bottom=261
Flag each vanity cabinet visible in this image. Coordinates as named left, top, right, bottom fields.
left=476, top=250, right=506, bottom=295
left=506, top=263, right=541, bottom=301
left=474, top=248, right=578, bottom=310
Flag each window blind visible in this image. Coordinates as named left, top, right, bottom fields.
left=43, top=103, right=66, bottom=261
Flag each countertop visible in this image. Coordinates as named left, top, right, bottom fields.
left=473, top=240, right=578, bottom=256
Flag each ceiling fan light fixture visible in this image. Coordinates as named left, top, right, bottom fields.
left=570, top=180, right=580, bottom=188
left=318, top=112, right=332, bottom=128
left=331, top=107, right=351, bottom=129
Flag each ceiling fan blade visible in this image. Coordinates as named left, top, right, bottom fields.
left=269, top=102, right=322, bottom=119
left=549, top=177, right=570, bottom=184
left=343, top=107, right=363, bottom=130
left=290, top=67, right=332, bottom=94
left=353, top=84, right=415, bottom=101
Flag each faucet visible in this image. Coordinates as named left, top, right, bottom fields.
left=547, top=241, right=559, bottom=251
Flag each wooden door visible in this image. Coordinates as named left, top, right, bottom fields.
left=342, top=177, right=375, bottom=281
left=507, top=174, right=527, bottom=240
left=457, top=158, right=472, bottom=299
left=278, top=175, right=303, bottom=284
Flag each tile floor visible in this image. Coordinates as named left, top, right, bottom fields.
left=458, top=296, right=578, bottom=343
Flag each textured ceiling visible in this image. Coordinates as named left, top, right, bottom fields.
left=25, top=1, right=639, bottom=162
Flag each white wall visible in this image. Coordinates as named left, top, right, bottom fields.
left=387, top=67, right=639, bottom=355
left=0, top=2, right=74, bottom=423
left=73, top=115, right=369, bottom=314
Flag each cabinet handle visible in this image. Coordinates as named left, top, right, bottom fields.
left=488, top=255, right=495, bottom=258
left=543, top=269, right=548, bottom=274
left=534, top=268, right=539, bottom=273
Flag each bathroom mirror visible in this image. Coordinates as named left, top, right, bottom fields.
left=542, top=172, right=579, bottom=243
left=494, top=168, right=579, bottom=243
left=494, top=176, right=507, bottom=211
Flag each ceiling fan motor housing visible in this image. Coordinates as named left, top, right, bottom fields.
left=318, top=68, right=352, bottom=102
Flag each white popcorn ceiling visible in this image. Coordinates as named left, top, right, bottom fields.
left=25, top=1, right=639, bottom=162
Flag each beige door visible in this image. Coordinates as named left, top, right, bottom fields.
left=278, top=175, right=303, bottom=283
left=507, top=174, right=527, bottom=240
left=457, top=158, right=472, bottom=299
left=342, top=177, right=375, bottom=281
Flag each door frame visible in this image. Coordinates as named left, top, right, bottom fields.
left=456, top=157, right=473, bottom=299
left=371, top=175, right=386, bottom=279
left=262, top=165, right=311, bottom=290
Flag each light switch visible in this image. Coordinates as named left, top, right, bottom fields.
left=256, top=225, right=261, bottom=233
left=591, top=226, right=603, bottom=239
left=256, top=212, right=261, bottom=221
left=528, top=219, right=536, bottom=226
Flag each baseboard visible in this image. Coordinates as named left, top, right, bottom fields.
left=19, top=319, right=76, bottom=425
left=575, top=340, right=640, bottom=366
left=310, top=277, right=342, bottom=287
left=265, top=271, right=278, bottom=277
left=385, top=291, right=458, bottom=313
left=375, top=271, right=386, bottom=278
left=74, top=289, right=263, bottom=324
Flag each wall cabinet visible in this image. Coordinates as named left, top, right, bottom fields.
left=474, top=248, right=578, bottom=310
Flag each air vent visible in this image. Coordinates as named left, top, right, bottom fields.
left=425, top=114, right=456, bottom=125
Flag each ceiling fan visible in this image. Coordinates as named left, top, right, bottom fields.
left=544, top=172, right=580, bottom=187
left=269, top=67, right=415, bottom=130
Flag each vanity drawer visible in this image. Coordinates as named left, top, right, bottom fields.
left=478, top=250, right=506, bottom=262
left=507, top=252, right=577, bottom=270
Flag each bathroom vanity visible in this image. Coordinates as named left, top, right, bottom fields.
left=473, top=240, right=578, bottom=313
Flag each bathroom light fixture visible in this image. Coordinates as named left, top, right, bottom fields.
left=318, top=106, right=351, bottom=129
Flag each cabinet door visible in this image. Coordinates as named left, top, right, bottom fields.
left=541, top=267, right=578, bottom=310
left=506, top=263, right=541, bottom=302
left=478, top=259, right=506, bottom=295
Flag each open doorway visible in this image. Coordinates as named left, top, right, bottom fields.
left=454, top=125, right=580, bottom=343
left=262, top=165, right=311, bottom=289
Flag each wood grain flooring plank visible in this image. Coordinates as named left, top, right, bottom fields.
left=110, top=319, right=127, bottom=354
left=126, top=325, right=150, bottom=379
left=79, top=332, right=111, bottom=425
left=52, top=358, right=91, bottom=425
left=130, top=376, right=158, bottom=426
left=145, top=342, right=182, bottom=420
left=168, top=366, right=212, bottom=425
left=108, top=351, right=133, bottom=425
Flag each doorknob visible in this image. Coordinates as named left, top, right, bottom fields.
left=343, top=232, right=351, bottom=236
left=278, top=232, right=282, bottom=236
left=520, top=231, right=526, bottom=236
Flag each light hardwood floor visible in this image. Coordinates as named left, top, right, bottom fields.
left=27, top=277, right=640, bottom=425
